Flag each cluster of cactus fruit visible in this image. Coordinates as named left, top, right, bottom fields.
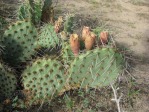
left=0, top=0, right=125, bottom=107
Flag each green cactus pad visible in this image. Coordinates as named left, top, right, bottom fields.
left=42, top=0, right=52, bottom=11
left=0, top=16, right=8, bottom=34
left=61, top=42, right=74, bottom=63
left=22, top=57, right=66, bottom=102
left=64, top=14, right=74, bottom=34
left=18, top=0, right=43, bottom=25
left=69, top=47, right=124, bottom=88
left=18, top=2, right=31, bottom=20
left=29, top=0, right=43, bottom=25
left=36, top=24, right=60, bottom=49
left=1, top=20, right=38, bottom=66
left=0, top=63, right=17, bottom=98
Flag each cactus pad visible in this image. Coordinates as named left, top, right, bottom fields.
left=69, top=47, right=124, bottom=88
left=1, top=20, right=38, bottom=66
left=61, top=42, right=74, bottom=63
left=64, top=14, right=74, bottom=34
left=18, top=2, right=31, bottom=20
left=18, top=0, right=43, bottom=25
left=0, top=63, right=17, bottom=98
left=22, top=57, right=66, bottom=102
left=36, top=24, right=60, bottom=49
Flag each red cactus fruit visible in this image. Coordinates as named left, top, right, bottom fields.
left=54, top=23, right=60, bottom=33
left=82, top=26, right=90, bottom=41
left=84, top=32, right=96, bottom=50
left=70, top=34, right=80, bottom=56
left=54, top=16, right=63, bottom=33
left=90, top=32, right=96, bottom=40
left=100, top=31, right=108, bottom=44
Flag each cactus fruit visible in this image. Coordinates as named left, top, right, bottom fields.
left=64, top=14, right=74, bottom=34
left=22, top=57, right=66, bottom=103
left=54, top=22, right=60, bottom=33
left=0, top=63, right=17, bottom=98
left=36, top=24, right=60, bottom=49
left=81, top=26, right=96, bottom=50
left=1, top=20, right=38, bottom=66
left=90, top=32, right=96, bottom=39
left=69, top=47, right=124, bottom=88
left=92, top=27, right=105, bottom=46
left=70, top=34, right=80, bottom=56
left=84, top=32, right=96, bottom=50
left=60, top=31, right=69, bottom=40
left=100, top=31, right=108, bottom=44
left=54, top=16, right=63, bottom=33
left=82, top=26, right=90, bottom=41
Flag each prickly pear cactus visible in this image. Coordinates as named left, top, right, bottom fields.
left=64, top=14, right=74, bottom=34
left=61, top=42, right=74, bottom=63
left=0, top=63, right=17, bottom=99
left=18, top=1, right=31, bottom=20
left=18, top=0, right=44, bottom=24
left=69, top=47, right=124, bottom=88
left=1, top=20, right=38, bottom=66
left=41, top=0, right=53, bottom=23
left=22, top=57, right=66, bottom=103
left=92, top=27, right=103, bottom=38
left=36, top=24, right=60, bottom=49
left=29, top=0, right=44, bottom=24
left=42, top=0, right=52, bottom=11
left=0, top=16, right=8, bottom=34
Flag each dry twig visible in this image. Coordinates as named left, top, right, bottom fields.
left=110, top=83, right=123, bottom=112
